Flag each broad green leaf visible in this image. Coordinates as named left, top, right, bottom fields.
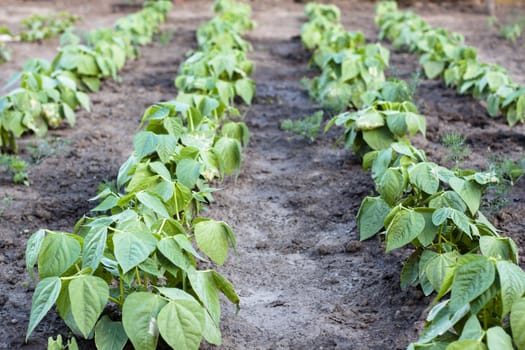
left=450, top=257, right=495, bottom=312
left=379, top=168, right=405, bottom=205
left=357, top=196, right=391, bottom=240
left=480, top=236, right=516, bottom=263
left=122, top=292, right=167, bottom=350
left=415, top=208, right=439, bottom=246
left=422, top=60, right=445, bottom=79
left=486, top=326, right=513, bottom=350
left=133, top=131, right=158, bottom=159
left=385, top=209, right=425, bottom=252
left=214, top=137, right=242, bottom=176
left=113, top=231, right=157, bottom=273
left=418, top=301, right=470, bottom=343
left=511, top=297, right=525, bottom=350
left=27, top=277, right=61, bottom=341
left=69, top=275, right=109, bottom=338
left=425, top=253, right=457, bottom=292
left=234, top=78, right=254, bottom=105
left=496, top=260, right=525, bottom=317
left=157, top=237, right=190, bottom=271
left=409, top=162, right=439, bottom=195
left=194, top=220, right=234, bottom=265
left=449, top=177, right=481, bottom=215
left=203, top=311, right=222, bottom=345
left=362, top=126, right=396, bottom=150
left=38, top=232, right=81, bottom=278
left=26, top=229, right=46, bottom=280
left=95, top=315, right=128, bottom=350
left=157, top=300, right=205, bottom=350
left=81, top=226, right=107, bottom=272
left=355, top=109, right=384, bottom=130
left=137, top=192, right=170, bottom=218
left=176, top=159, right=201, bottom=189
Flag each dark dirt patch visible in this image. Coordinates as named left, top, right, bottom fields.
left=0, top=1, right=524, bottom=350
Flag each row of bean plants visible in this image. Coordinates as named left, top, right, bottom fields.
left=24, top=0, right=255, bottom=349
left=376, top=1, right=525, bottom=127
left=303, top=3, right=525, bottom=349
left=0, top=1, right=172, bottom=153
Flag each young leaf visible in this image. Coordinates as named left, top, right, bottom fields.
left=69, top=275, right=109, bottom=338
left=137, top=191, right=170, bottom=218
left=214, top=137, right=242, bottom=176
left=81, top=226, right=107, bottom=272
left=27, top=277, right=62, bottom=341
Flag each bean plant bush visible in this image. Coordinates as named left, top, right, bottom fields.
left=304, top=3, right=525, bottom=349
left=25, top=1, right=255, bottom=349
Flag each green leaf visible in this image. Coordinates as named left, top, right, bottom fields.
left=496, top=260, right=525, bottom=317
left=176, top=159, right=201, bottom=189
left=511, top=297, right=525, bottom=350
left=212, top=271, right=240, bottom=306
left=234, top=78, right=254, bottom=105
left=432, top=207, right=471, bottom=236
left=137, top=192, right=170, bottom=218
left=385, top=209, right=425, bottom=252
left=459, top=314, right=483, bottom=341
left=445, top=340, right=487, bottom=350
left=357, top=196, right=391, bottom=240
left=362, top=126, right=396, bottom=150
left=27, top=277, right=62, bottom=341
left=26, top=229, right=46, bottom=280
left=38, top=232, right=81, bottom=278
left=81, top=226, right=107, bottom=272
left=122, top=292, right=167, bottom=350
left=378, top=168, right=405, bottom=205
left=157, top=300, right=205, bottom=350
left=194, top=220, right=235, bottom=265
left=486, top=326, right=513, bottom=350
left=214, top=137, right=242, bottom=176
left=450, top=257, right=495, bottom=312
left=69, top=275, right=109, bottom=338
left=113, top=231, right=157, bottom=273
left=157, top=237, right=190, bottom=271
left=414, top=208, right=439, bottom=246
left=449, top=177, right=481, bottom=215
left=401, top=251, right=420, bottom=290
left=187, top=269, right=221, bottom=324
left=480, top=236, right=517, bottom=263
left=425, top=252, right=457, bottom=292
left=409, top=162, right=439, bottom=195
left=133, top=131, right=158, bottom=159
left=422, top=60, right=445, bottom=79
left=95, top=315, right=128, bottom=350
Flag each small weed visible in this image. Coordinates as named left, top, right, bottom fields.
left=0, top=153, right=29, bottom=185
left=441, top=131, right=470, bottom=167
left=28, top=137, right=71, bottom=165
left=281, top=111, right=323, bottom=142
left=158, top=29, right=174, bottom=46
left=483, top=156, right=525, bottom=216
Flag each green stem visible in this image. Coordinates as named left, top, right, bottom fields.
left=135, top=267, right=142, bottom=286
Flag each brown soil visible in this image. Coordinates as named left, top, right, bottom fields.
left=0, top=1, right=524, bottom=350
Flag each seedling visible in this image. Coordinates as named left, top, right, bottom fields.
left=441, top=131, right=470, bottom=167
left=281, top=111, right=323, bottom=142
